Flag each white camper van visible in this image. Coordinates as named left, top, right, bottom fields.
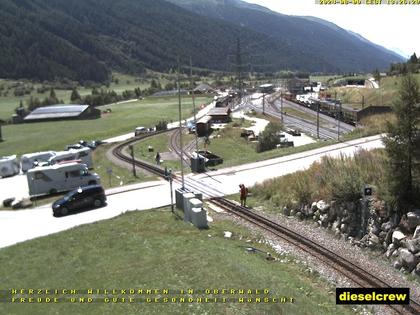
left=48, top=147, right=93, bottom=168
left=27, top=162, right=100, bottom=196
left=0, top=155, right=20, bottom=178
left=21, top=151, right=56, bottom=173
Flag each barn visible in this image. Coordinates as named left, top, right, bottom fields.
left=24, top=105, right=101, bottom=122
left=207, top=107, right=231, bottom=123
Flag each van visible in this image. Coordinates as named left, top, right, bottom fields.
left=21, top=151, right=56, bottom=173
left=27, top=162, right=100, bottom=196
left=52, top=185, right=106, bottom=216
left=0, top=155, right=20, bottom=177
left=49, top=147, right=93, bottom=168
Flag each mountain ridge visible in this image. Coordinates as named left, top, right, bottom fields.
left=0, top=0, right=404, bottom=83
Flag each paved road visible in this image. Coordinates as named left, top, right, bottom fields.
left=0, top=134, right=384, bottom=249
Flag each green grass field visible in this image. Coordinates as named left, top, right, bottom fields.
left=0, top=209, right=356, bottom=315
left=0, top=95, right=212, bottom=157
left=0, top=73, right=158, bottom=120
left=327, top=73, right=420, bottom=108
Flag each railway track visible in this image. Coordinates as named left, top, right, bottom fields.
left=210, top=198, right=420, bottom=315
left=111, top=129, right=419, bottom=314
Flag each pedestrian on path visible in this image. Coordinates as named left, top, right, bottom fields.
left=239, top=184, right=248, bottom=207
left=155, top=152, right=161, bottom=165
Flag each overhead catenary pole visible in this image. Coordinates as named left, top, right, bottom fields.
left=177, top=56, right=185, bottom=189
left=280, top=91, right=284, bottom=123
left=262, top=92, right=265, bottom=114
left=190, top=57, right=199, bottom=154
left=317, top=102, right=320, bottom=139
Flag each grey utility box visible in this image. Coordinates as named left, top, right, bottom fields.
left=182, top=192, right=196, bottom=222
left=190, top=157, right=205, bottom=173
left=191, top=207, right=208, bottom=229
left=175, top=187, right=189, bottom=209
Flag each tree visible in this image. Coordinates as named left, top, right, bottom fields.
left=256, top=122, right=283, bottom=153
left=70, top=88, right=81, bottom=102
left=373, top=68, right=381, bottom=83
left=409, top=53, right=418, bottom=64
left=383, top=74, right=420, bottom=213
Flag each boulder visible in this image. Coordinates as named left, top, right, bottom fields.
left=393, top=260, right=402, bottom=269
left=385, top=243, right=396, bottom=258
left=406, top=238, right=420, bottom=254
left=381, top=221, right=394, bottom=232
left=378, top=231, right=387, bottom=241
left=392, top=230, right=406, bottom=246
left=398, top=248, right=418, bottom=272
left=414, top=226, right=420, bottom=239
left=316, top=200, right=329, bottom=213
left=414, top=262, right=420, bottom=275
left=370, top=222, right=381, bottom=235
left=407, top=209, right=420, bottom=229
left=368, top=233, right=380, bottom=246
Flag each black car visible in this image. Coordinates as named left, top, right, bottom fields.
left=52, top=185, right=106, bottom=216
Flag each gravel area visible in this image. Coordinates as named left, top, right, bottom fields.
left=207, top=201, right=419, bottom=315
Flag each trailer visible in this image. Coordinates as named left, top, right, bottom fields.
left=49, top=147, right=93, bottom=168
left=0, top=155, right=20, bottom=178
left=196, top=150, right=223, bottom=167
left=27, top=162, right=100, bottom=196
left=21, top=151, right=56, bottom=173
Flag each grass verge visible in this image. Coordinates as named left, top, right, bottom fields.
left=0, top=209, right=356, bottom=315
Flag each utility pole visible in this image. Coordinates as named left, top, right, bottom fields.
left=316, top=102, right=320, bottom=139
left=129, top=145, right=136, bottom=177
left=236, top=38, right=243, bottom=99
left=262, top=92, right=265, bottom=114
left=177, top=56, right=185, bottom=190
left=168, top=169, right=174, bottom=213
left=280, top=91, right=284, bottom=123
left=190, top=57, right=199, bottom=154
left=337, top=101, right=342, bottom=141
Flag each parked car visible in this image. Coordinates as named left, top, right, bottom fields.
left=134, top=126, right=147, bottom=136
left=52, top=184, right=106, bottom=216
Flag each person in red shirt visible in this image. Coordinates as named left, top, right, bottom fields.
left=239, top=184, right=248, bottom=207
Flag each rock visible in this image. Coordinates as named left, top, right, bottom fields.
left=392, top=230, right=407, bottom=246
left=385, top=230, right=393, bottom=245
left=394, top=260, right=402, bottom=269
left=386, top=244, right=396, bottom=258
left=381, top=221, right=394, bottom=232
left=360, top=234, right=369, bottom=243
left=399, top=248, right=418, bottom=272
left=407, top=209, right=420, bottom=229
left=368, top=234, right=380, bottom=247
left=332, top=220, right=341, bottom=231
left=416, top=262, right=420, bottom=275
left=406, top=238, right=420, bottom=254
left=223, top=231, right=232, bottom=238
left=414, top=226, right=420, bottom=239
left=3, top=197, right=15, bottom=207
left=316, top=200, right=329, bottom=213
left=370, top=222, right=381, bottom=235
left=378, top=231, right=387, bottom=241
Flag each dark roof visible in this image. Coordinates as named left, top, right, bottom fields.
left=24, top=105, right=89, bottom=121
left=208, top=107, right=231, bottom=116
